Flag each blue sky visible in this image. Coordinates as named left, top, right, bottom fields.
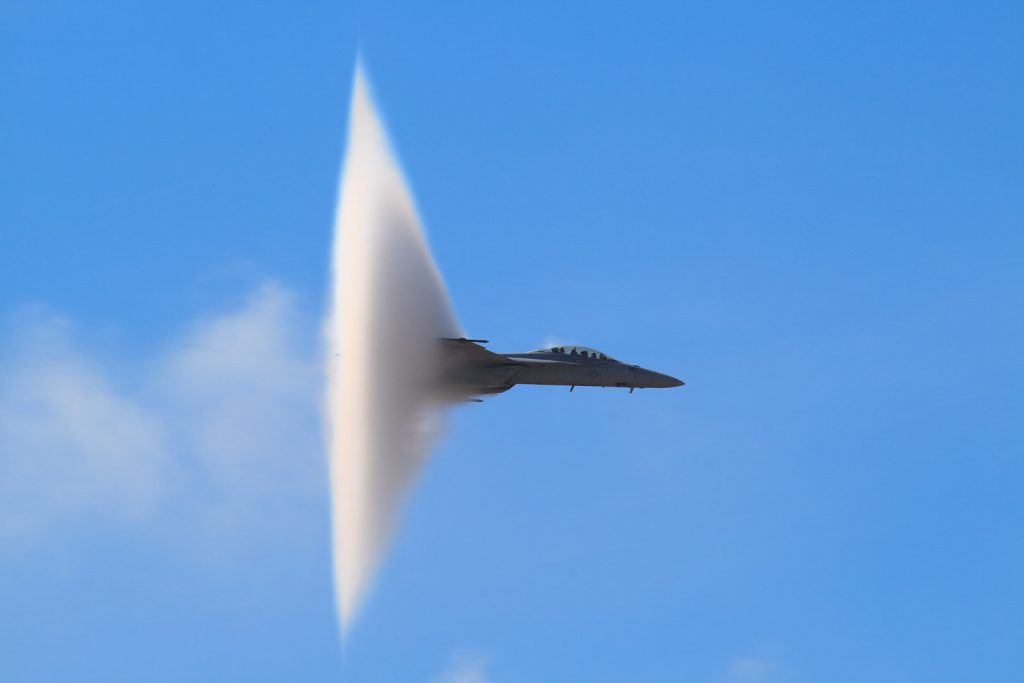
left=2, top=1, right=1023, bottom=681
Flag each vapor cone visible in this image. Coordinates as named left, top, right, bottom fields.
left=325, top=66, right=461, bottom=631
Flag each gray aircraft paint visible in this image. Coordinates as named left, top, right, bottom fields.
left=440, top=340, right=684, bottom=397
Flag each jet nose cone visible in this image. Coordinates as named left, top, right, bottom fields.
left=648, top=371, right=684, bottom=388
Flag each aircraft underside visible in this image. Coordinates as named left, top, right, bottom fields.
left=438, top=340, right=683, bottom=400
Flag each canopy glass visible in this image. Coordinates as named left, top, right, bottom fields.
left=536, top=345, right=618, bottom=361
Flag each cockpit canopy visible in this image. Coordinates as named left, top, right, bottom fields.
left=536, top=345, right=618, bottom=361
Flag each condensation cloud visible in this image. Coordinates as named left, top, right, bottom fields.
left=325, top=65, right=461, bottom=632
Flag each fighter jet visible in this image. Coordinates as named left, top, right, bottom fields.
left=440, top=337, right=684, bottom=399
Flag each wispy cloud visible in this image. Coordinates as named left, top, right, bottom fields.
left=722, top=656, right=777, bottom=683
left=0, top=312, right=168, bottom=537
left=432, top=653, right=494, bottom=683
left=0, top=282, right=323, bottom=546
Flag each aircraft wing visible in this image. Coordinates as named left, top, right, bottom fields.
left=440, top=337, right=517, bottom=366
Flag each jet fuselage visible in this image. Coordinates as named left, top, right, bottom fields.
left=440, top=340, right=684, bottom=398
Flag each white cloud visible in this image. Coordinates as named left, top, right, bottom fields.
left=0, top=313, right=168, bottom=537
left=156, top=283, right=323, bottom=526
left=432, top=654, right=493, bottom=683
left=723, top=656, right=776, bottom=683
left=0, top=283, right=323, bottom=545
